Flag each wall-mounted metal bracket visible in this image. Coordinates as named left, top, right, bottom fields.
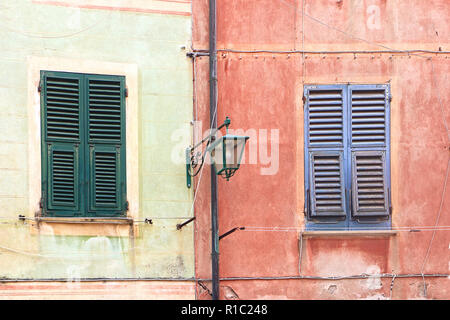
left=144, top=218, right=153, bottom=225
left=176, top=217, right=195, bottom=230
left=197, top=281, right=212, bottom=297
left=186, top=148, right=192, bottom=188
left=219, top=227, right=245, bottom=240
left=185, top=116, right=233, bottom=188
left=186, top=52, right=210, bottom=58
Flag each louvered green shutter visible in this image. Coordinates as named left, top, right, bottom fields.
left=305, top=86, right=347, bottom=218
left=41, top=72, right=83, bottom=216
left=41, top=71, right=126, bottom=217
left=86, top=75, right=126, bottom=216
left=349, top=85, right=390, bottom=217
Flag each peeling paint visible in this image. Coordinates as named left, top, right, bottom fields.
left=365, top=265, right=383, bottom=290
left=360, top=293, right=389, bottom=300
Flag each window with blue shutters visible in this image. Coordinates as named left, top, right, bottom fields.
left=304, top=84, right=391, bottom=230
left=40, top=71, right=127, bottom=217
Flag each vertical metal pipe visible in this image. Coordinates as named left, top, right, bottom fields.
left=209, top=0, right=219, bottom=301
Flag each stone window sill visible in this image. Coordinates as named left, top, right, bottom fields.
left=35, top=217, right=134, bottom=225
left=301, top=230, right=398, bottom=238
left=31, top=217, right=136, bottom=237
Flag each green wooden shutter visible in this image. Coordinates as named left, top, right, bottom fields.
left=86, top=75, right=126, bottom=216
left=41, top=72, right=83, bottom=216
left=349, top=85, right=390, bottom=218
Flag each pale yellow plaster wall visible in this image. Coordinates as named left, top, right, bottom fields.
left=0, top=0, right=195, bottom=294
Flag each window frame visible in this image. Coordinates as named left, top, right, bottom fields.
left=304, top=83, right=391, bottom=231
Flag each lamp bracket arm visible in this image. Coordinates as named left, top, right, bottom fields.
left=219, top=227, right=245, bottom=241
left=190, top=116, right=231, bottom=152
left=176, top=217, right=196, bottom=230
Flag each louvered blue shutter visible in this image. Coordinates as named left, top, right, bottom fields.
left=309, top=151, right=346, bottom=217
left=349, top=84, right=390, bottom=217
left=306, top=87, right=345, bottom=147
left=41, top=72, right=82, bottom=216
left=86, top=75, right=126, bottom=216
left=305, top=86, right=347, bottom=218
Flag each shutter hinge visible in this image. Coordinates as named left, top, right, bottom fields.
left=39, top=197, right=44, bottom=209
left=38, top=80, right=43, bottom=93
left=125, top=201, right=129, bottom=211
left=304, top=189, right=310, bottom=217
left=388, top=188, right=392, bottom=215
left=389, top=94, right=392, bottom=102
left=124, top=88, right=128, bottom=98
left=302, top=95, right=306, bottom=107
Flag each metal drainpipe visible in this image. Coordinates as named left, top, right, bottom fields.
left=209, top=0, right=219, bottom=301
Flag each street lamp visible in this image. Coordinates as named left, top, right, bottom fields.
left=186, top=116, right=249, bottom=188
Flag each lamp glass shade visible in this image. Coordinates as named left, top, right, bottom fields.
left=207, top=134, right=249, bottom=179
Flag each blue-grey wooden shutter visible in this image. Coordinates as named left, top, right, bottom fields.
left=305, top=86, right=347, bottom=217
left=41, top=72, right=82, bottom=216
left=86, top=75, right=126, bottom=216
left=309, top=151, right=346, bottom=216
left=349, top=84, right=390, bottom=217
left=306, top=88, right=345, bottom=147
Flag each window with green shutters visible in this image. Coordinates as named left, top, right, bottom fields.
left=40, top=71, right=127, bottom=217
left=304, top=84, right=391, bottom=230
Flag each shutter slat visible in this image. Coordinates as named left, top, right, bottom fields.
left=309, top=100, right=342, bottom=105
left=309, top=93, right=342, bottom=99
left=309, top=106, right=342, bottom=112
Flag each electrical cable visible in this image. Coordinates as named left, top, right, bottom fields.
left=417, top=28, right=450, bottom=298
left=192, top=49, right=450, bottom=55
left=7, top=218, right=450, bottom=232
left=215, top=273, right=450, bottom=282
left=0, top=10, right=107, bottom=39
left=191, top=43, right=199, bottom=300
left=301, top=0, right=306, bottom=85
left=242, top=225, right=450, bottom=232
left=186, top=31, right=221, bottom=296
left=278, top=0, right=445, bottom=59
left=219, top=49, right=449, bottom=55
left=389, top=273, right=397, bottom=299
left=0, top=273, right=447, bottom=283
